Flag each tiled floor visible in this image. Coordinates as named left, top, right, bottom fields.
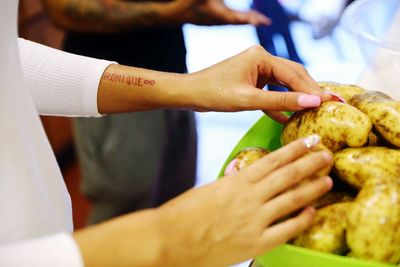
left=183, top=1, right=366, bottom=266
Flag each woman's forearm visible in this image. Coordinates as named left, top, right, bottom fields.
left=97, top=46, right=330, bottom=117
left=97, top=64, right=193, bottom=114
left=42, top=0, right=175, bottom=33
left=21, top=40, right=328, bottom=119
left=74, top=209, right=165, bottom=267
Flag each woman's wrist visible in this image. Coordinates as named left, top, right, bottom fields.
left=97, top=64, right=194, bottom=114
left=74, top=209, right=165, bottom=267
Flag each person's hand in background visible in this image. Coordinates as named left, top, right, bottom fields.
left=168, top=0, right=271, bottom=25
left=42, top=0, right=270, bottom=33
left=75, top=135, right=333, bottom=267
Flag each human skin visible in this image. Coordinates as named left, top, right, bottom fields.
left=39, top=1, right=332, bottom=265
left=97, top=46, right=331, bottom=123
left=42, top=0, right=271, bottom=33
left=74, top=135, right=333, bottom=267
left=74, top=46, right=333, bottom=266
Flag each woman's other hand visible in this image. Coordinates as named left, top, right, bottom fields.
left=157, top=134, right=332, bottom=266
left=186, top=45, right=331, bottom=123
left=74, top=135, right=332, bottom=267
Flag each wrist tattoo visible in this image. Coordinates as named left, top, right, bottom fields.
left=103, top=72, right=156, bottom=86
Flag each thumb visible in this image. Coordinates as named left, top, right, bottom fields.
left=252, top=91, right=321, bottom=111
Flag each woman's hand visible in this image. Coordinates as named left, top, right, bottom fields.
left=98, top=46, right=330, bottom=123
left=74, top=135, right=332, bottom=267
left=185, top=45, right=331, bottom=123
left=157, top=134, right=333, bottom=267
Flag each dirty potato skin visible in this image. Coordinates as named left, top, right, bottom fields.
left=350, top=91, right=400, bottom=148
left=333, top=147, right=400, bottom=190
left=293, top=202, right=351, bottom=254
left=347, top=177, right=400, bottom=264
left=230, top=147, right=269, bottom=172
left=319, top=82, right=366, bottom=102
left=282, top=102, right=372, bottom=152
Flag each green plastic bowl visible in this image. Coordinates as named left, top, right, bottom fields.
left=218, top=115, right=395, bottom=267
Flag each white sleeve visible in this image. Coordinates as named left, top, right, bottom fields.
left=0, top=233, right=84, bottom=267
left=18, top=38, right=116, bottom=117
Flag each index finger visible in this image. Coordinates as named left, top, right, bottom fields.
left=239, top=134, right=322, bottom=183
left=267, top=56, right=331, bottom=102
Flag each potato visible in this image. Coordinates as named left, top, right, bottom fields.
left=282, top=102, right=372, bottom=152
left=319, top=81, right=366, bottom=102
left=224, top=147, right=269, bottom=175
left=293, top=202, right=351, bottom=254
left=333, top=147, right=400, bottom=190
left=347, top=177, right=400, bottom=264
left=350, top=91, right=400, bottom=148
left=279, top=83, right=400, bottom=264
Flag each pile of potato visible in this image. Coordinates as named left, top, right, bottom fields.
left=227, top=82, right=400, bottom=264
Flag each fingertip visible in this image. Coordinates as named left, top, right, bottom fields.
left=264, top=16, right=272, bottom=25
left=324, top=176, right=333, bottom=189
left=302, top=134, right=321, bottom=149
left=303, top=206, right=316, bottom=216
left=224, top=159, right=239, bottom=176
left=300, top=207, right=316, bottom=225
left=322, top=151, right=333, bottom=164
left=255, top=12, right=271, bottom=25
left=293, top=207, right=315, bottom=233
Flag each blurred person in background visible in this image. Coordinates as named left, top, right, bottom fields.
left=279, top=0, right=355, bottom=40
left=252, top=0, right=303, bottom=64
left=252, top=0, right=303, bottom=93
left=42, top=0, right=270, bottom=225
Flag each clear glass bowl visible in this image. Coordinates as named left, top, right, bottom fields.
left=341, top=0, right=400, bottom=99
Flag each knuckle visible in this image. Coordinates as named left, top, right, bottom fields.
left=290, top=191, right=305, bottom=205
left=285, top=72, right=298, bottom=87
left=298, top=65, right=308, bottom=75
left=247, top=45, right=269, bottom=59
left=313, top=151, right=330, bottom=166
left=266, top=156, right=280, bottom=171
left=276, top=93, right=290, bottom=109
left=292, top=138, right=309, bottom=153
left=290, top=164, right=303, bottom=178
left=237, top=90, right=256, bottom=110
left=249, top=44, right=266, bottom=54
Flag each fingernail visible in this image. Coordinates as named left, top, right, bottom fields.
left=326, top=92, right=346, bottom=103
left=297, top=95, right=321, bottom=108
left=322, top=151, right=333, bottom=163
left=224, top=159, right=239, bottom=176
left=303, top=134, right=320, bottom=149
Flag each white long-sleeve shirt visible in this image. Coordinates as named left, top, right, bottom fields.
left=0, top=1, right=113, bottom=266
